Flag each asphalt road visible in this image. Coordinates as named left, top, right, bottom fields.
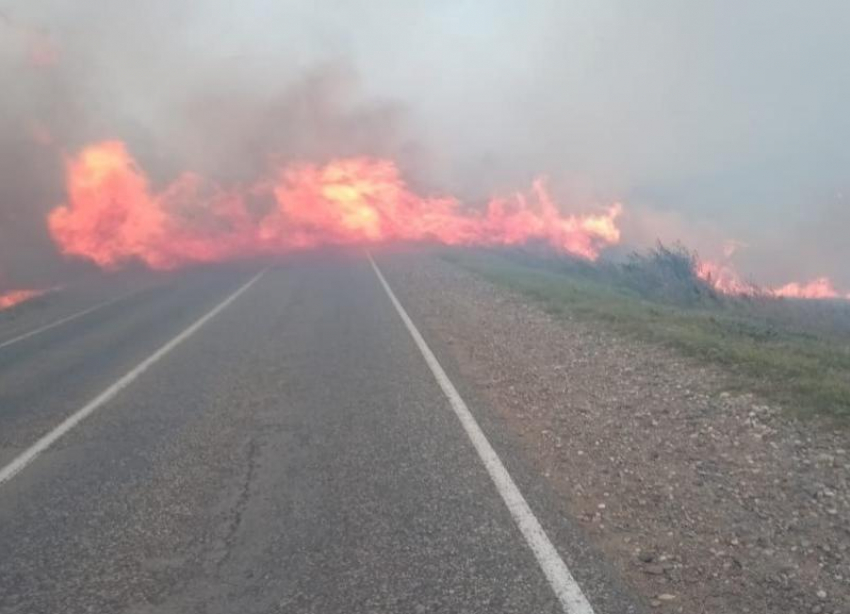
left=0, top=252, right=639, bottom=613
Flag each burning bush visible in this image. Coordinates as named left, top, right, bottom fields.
left=620, top=243, right=725, bottom=307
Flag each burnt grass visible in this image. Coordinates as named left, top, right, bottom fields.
left=441, top=244, right=850, bottom=421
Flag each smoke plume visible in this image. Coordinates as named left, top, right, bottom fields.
left=1, top=0, right=849, bottom=299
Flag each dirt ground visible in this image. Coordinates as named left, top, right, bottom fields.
left=384, top=252, right=849, bottom=614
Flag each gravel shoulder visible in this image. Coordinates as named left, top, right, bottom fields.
left=382, top=251, right=850, bottom=614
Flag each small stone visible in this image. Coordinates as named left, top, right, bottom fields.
left=816, top=589, right=827, bottom=599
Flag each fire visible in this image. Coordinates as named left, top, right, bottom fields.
left=698, top=259, right=849, bottom=301
left=773, top=278, right=843, bottom=300
left=0, top=289, right=45, bottom=311
left=48, top=141, right=623, bottom=269
left=40, top=141, right=850, bottom=302
left=49, top=141, right=172, bottom=269
left=696, top=260, right=756, bottom=296
left=37, top=141, right=850, bottom=302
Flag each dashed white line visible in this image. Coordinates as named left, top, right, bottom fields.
left=0, top=268, right=267, bottom=488
left=0, top=290, right=138, bottom=351
left=369, top=254, right=596, bottom=614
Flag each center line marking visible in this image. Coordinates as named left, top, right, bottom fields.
left=0, top=268, right=267, bottom=488
left=369, top=254, right=595, bottom=614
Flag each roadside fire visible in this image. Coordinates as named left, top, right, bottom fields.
left=48, top=141, right=623, bottom=270
left=697, top=259, right=849, bottom=301
left=40, top=142, right=849, bottom=302
left=0, top=289, right=46, bottom=311
left=773, top=277, right=848, bottom=300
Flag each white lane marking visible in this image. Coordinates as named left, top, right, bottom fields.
left=369, top=254, right=595, bottom=614
left=0, top=268, right=267, bottom=488
left=0, top=290, right=140, bottom=351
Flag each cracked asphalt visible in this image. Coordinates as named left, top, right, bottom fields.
left=0, top=252, right=639, bottom=613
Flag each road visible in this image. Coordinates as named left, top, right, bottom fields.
left=0, top=252, right=638, bottom=614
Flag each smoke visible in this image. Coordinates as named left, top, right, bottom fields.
left=0, top=2, right=429, bottom=288
left=2, top=0, right=849, bottom=290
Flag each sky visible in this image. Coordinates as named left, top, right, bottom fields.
left=1, top=0, right=849, bottom=288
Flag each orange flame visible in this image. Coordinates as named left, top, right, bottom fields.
left=773, top=278, right=844, bottom=300
left=698, top=259, right=849, bottom=301
left=696, top=260, right=756, bottom=296
left=0, top=289, right=45, bottom=310
left=48, top=141, right=623, bottom=269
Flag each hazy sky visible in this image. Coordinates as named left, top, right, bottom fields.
left=2, top=0, right=849, bottom=288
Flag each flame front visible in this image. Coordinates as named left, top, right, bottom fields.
left=45, top=142, right=847, bottom=301
left=696, top=261, right=755, bottom=296
left=698, top=259, right=849, bottom=301
left=0, top=289, right=45, bottom=310
left=773, top=278, right=848, bottom=300
left=48, top=141, right=623, bottom=269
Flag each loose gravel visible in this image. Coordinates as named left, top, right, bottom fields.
left=384, top=251, right=850, bottom=614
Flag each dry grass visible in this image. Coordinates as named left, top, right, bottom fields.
left=443, top=247, right=850, bottom=420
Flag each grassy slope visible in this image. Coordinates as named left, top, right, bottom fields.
left=443, top=250, right=850, bottom=420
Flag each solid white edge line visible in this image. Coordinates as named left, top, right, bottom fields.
left=0, top=268, right=268, bottom=488
left=368, top=254, right=595, bottom=614
left=0, top=289, right=141, bottom=351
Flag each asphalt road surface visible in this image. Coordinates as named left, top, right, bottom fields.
left=0, top=252, right=639, bottom=614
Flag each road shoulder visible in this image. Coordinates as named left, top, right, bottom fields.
left=380, top=250, right=850, bottom=614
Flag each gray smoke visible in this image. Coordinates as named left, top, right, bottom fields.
left=2, top=0, right=849, bottom=290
